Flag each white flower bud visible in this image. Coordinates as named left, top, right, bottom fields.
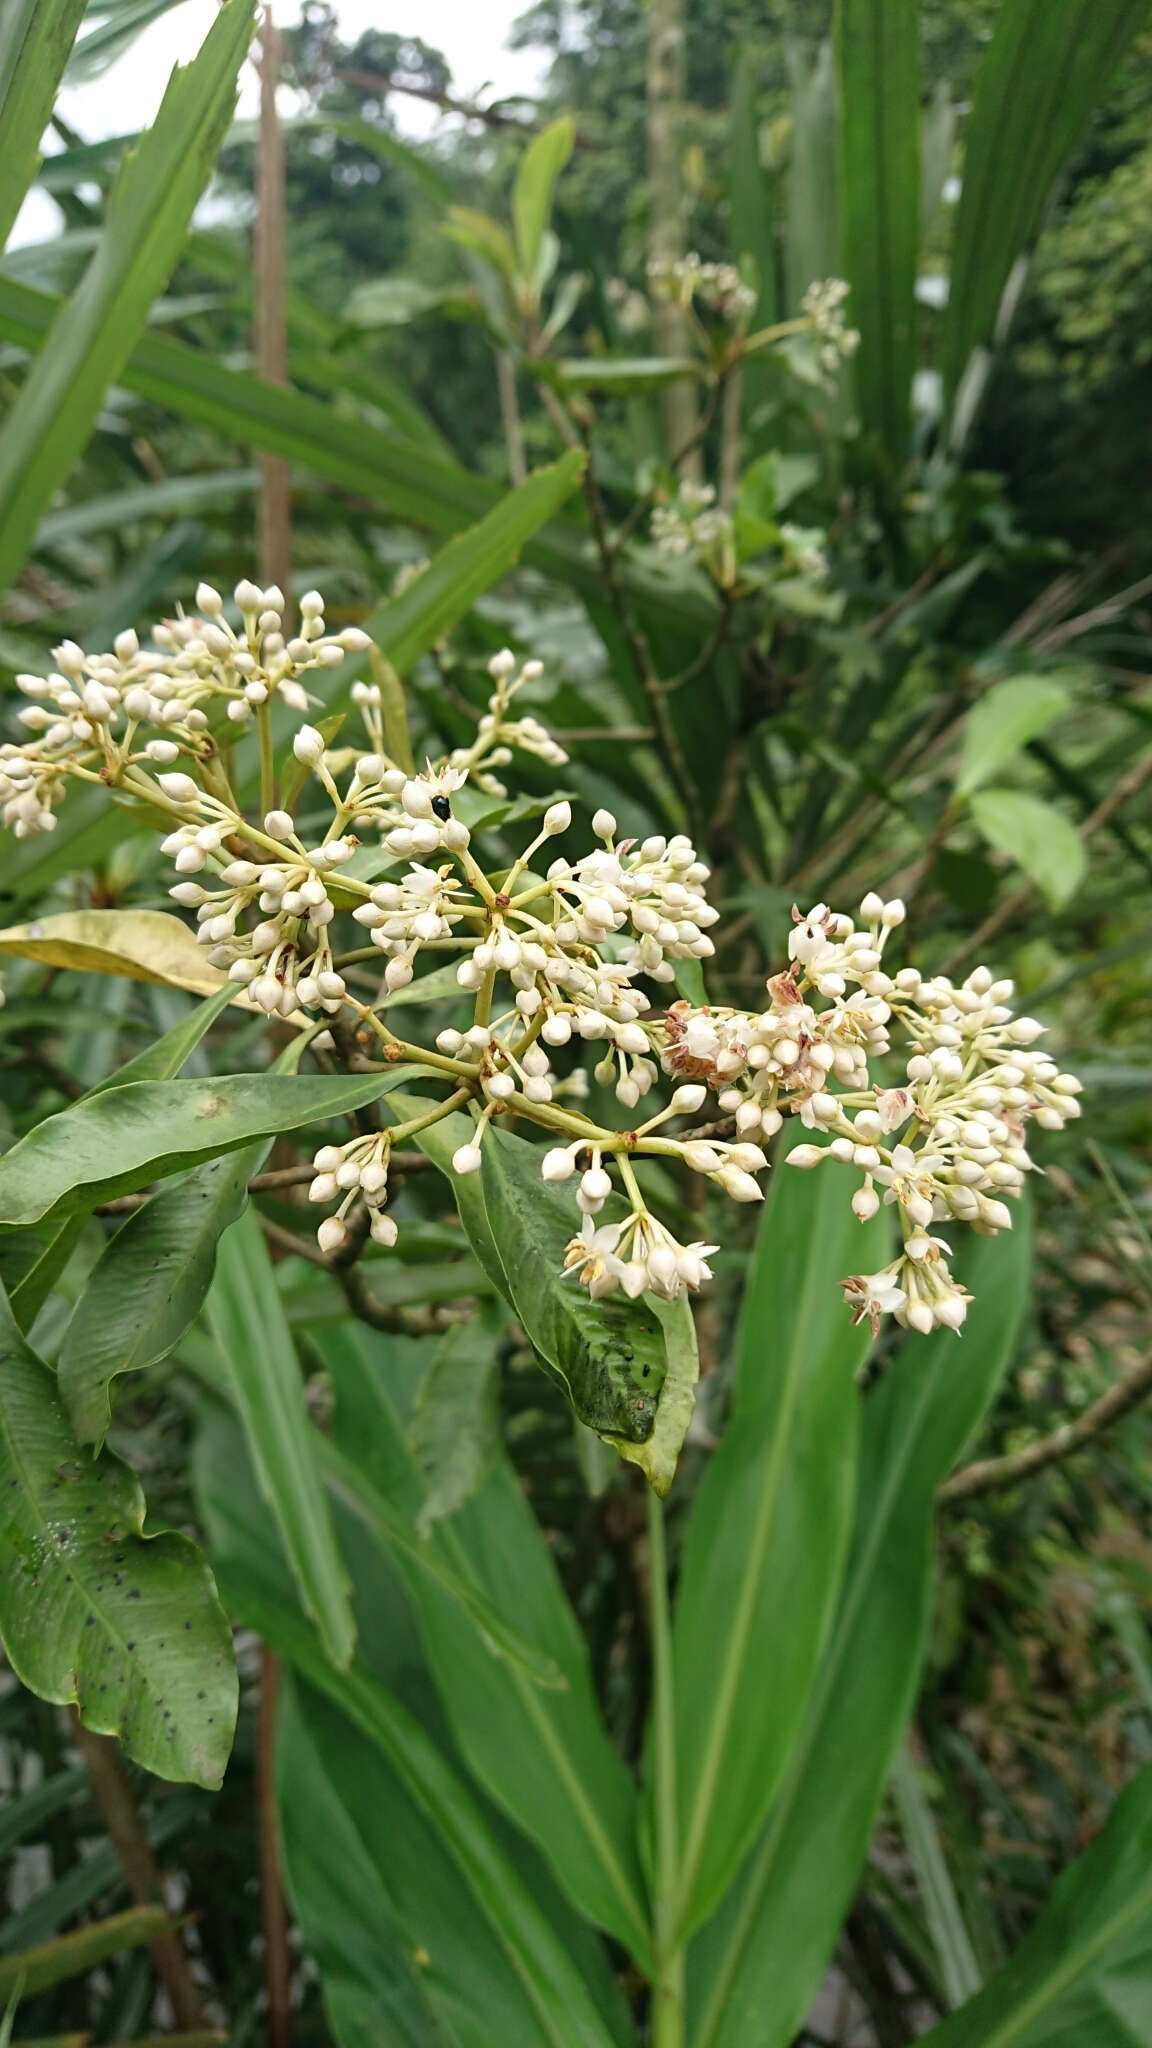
left=317, top=1217, right=348, bottom=1255
left=370, top=1210, right=399, bottom=1247
left=293, top=724, right=326, bottom=767
left=234, top=579, right=263, bottom=609
left=308, top=1173, right=338, bottom=1203
left=196, top=582, right=223, bottom=615
left=859, top=892, right=884, bottom=921
left=487, top=1073, right=516, bottom=1099
left=158, top=771, right=199, bottom=804
left=264, top=809, right=296, bottom=840
left=852, top=1185, right=880, bottom=1221
left=580, top=1166, right=613, bottom=1204
left=452, top=1143, right=483, bottom=1177
left=670, top=1083, right=707, bottom=1113
left=592, top=808, right=617, bottom=839
left=716, top=1166, right=765, bottom=1203
left=543, top=800, right=572, bottom=836
left=541, top=1147, right=576, bottom=1183
left=786, top=1145, right=826, bottom=1170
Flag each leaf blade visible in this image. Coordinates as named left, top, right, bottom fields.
left=0, top=0, right=254, bottom=592
left=0, top=1285, right=236, bottom=1787
left=0, top=0, right=89, bottom=252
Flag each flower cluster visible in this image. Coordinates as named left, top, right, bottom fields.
left=648, top=253, right=757, bottom=322
left=0, top=583, right=369, bottom=838
left=658, top=896, right=1080, bottom=1332
left=651, top=483, right=733, bottom=567
left=799, top=277, right=861, bottom=378
left=1, top=578, right=1078, bottom=1335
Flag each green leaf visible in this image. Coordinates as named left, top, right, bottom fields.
left=478, top=1121, right=699, bottom=1492
left=0, top=0, right=89, bottom=252
left=943, top=0, right=1150, bottom=415
left=0, top=1765, right=85, bottom=1856
left=687, top=1224, right=1031, bottom=2048
left=785, top=39, right=839, bottom=308
left=891, top=1740, right=983, bottom=2009
left=33, top=466, right=258, bottom=549
left=0, top=1908, right=174, bottom=2000
left=956, top=677, right=1074, bottom=796
left=206, top=1206, right=355, bottom=1669
left=315, top=1325, right=652, bottom=1960
left=0, top=908, right=230, bottom=994
left=919, top=1760, right=1152, bottom=2047
left=970, top=788, right=1087, bottom=908
left=3, top=987, right=234, bottom=1331
left=360, top=450, right=586, bottom=678
left=0, top=0, right=254, bottom=594
left=513, top=116, right=575, bottom=282
left=0, top=1067, right=419, bottom=1226
left=275, top=1675, right=461, bottom=2048
left=666, top=1128, right=889, bottom=1938
left=443, top=206, right=519, bottom=283
left=0, top=1285, right=236, bottom=1786
left=201, top=1459, right=621, bottom=2046
left=730, top=52, right=776, bottom=325
left=317, top=1435, right=563, bottom=1691
left=409, top=1317, right=501, bottom=1537
left=553, top=356, right=701, bottom=392
left=834, top=0, right=920, bottom=459
left=58, top=1147, right=255, bottom=1448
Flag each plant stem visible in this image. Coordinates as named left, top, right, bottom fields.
left=646, top=1487, right=684, bottom=2048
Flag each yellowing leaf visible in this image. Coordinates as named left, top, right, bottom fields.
left=0, top=907, right=226, bottom=992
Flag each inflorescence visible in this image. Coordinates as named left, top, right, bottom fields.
left=1, top=580, right=1080, bottom=1335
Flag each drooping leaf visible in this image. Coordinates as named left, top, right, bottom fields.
left=33, top=466, right=259, bottom=548
left=0, top=1067, right=420, bottom=1226
left=0, top=0, right=254, bottom=594
left=0, top=0, right=89, bottom=253
left=665, top=1129, right=889, bottom=1938
left=687, top=1223, right=1031, bottom=2048
left=479, top=1121, right=699, bottom=1492
left=206, top=1206, right=355, bottom=1670
left=513, top=116, right=575, bottom=283
left=316, top=1325, right=652, bottom=1960
left=409, top=1316, right=502, bottom=1536
left=919, top=1760, right=1152, bottom=2047
left=3, top=986, right=236, bottom=1332
left=956, top=677, right=1074, bottom=796
left=834, top=0, right=920, bottom=459
left=58, top=1147, right=255, bottom=1448
left=0, top=908, right=228, bottom=994
left=943, top=0, right=1150, bottom=418
left=0, top=1285, right=236, bottom=1787
left=970, top=788, right=1086, bottom=908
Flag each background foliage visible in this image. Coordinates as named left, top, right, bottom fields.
left=0, top=1, right=1150, bottom=2044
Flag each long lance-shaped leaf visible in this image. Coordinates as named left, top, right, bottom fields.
left=0, top=0, right=89, bottom=251
left=0, top=275, right=712, bottom=632
left=0, top=1067, right=419, bottom=1226
left=196, top=1422, right=623, bottom=2048
left=0, top=1285, right=236, bottom=1787
left=314, top=1323, right=653, bottom=1963
left=918, top=1759, right=1152, bottom=2047
left=834, top=0, right=920, bottom=460
left=942, top=0, right=1150, bottom=417
left=206, top=1205, right=355, bottom=1670
left=359, top=449, right=585, bottom=676
left=663, top=1130, right=889, bottom=1939
left=0, top=1908, right=174, bottom=1999
left=687, top=1223, right=1031, bottom=2046
left=0, top=0, right=254, bottom=594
